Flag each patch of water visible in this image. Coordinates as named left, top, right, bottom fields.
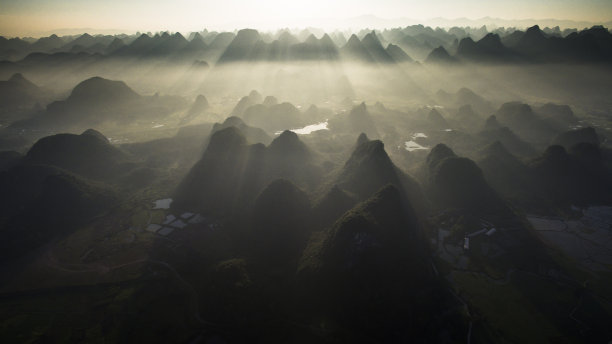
left=275, top=121, right=329, bottom=135
left=405, top=140, right=429, bottom=151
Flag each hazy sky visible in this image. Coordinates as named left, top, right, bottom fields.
left=1, top=0, right=612, bottom=36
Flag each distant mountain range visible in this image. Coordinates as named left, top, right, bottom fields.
left=2, top=24, right=611, bottom=64
left=11, top=16, right=610, bottom=38
left=427, top=25, right=612, bottom=64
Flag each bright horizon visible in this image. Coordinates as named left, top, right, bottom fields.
left=1, top=0, right=612, bottom=37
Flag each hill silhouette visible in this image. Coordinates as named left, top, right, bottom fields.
left=449, top=24, right=612, bottom=63
left=0, top=73, right=48, bottom=118
left=427, top=108, right=449, bottom=129
left=341, top=34, right=375, bottom=63
left=511, top=25, right=612, bottom=63
left=484, top=114, right=502, bottom=130
left=211, top=116, right=271, bottom=145
left=312, top=185, right=357, bottom=228
left=297, top=185, right=434, bottom=341
left=174, top=126, right=322, bottom=215
left=10, top=76, right=188, bottom=130
left=529, top=144, right=612, bottom=206
left=182, top=32, right=208, bottom=54
left=454, top=87, right=494, bottom=115
left=30, top=34, right=65, bottom=52
left=536, top=103, right=579, bottom=126
left=180, top=94, right=209, bottom=125
left=0, top=167, right=117, bottom=260
left=386, top=43, right=413, bottom=62
left=174, top=126, right=250, bottom=215
left=66, top=76, right=140, bottom=105
left=231, top=90, right=263, bottom=116
left=262, top=95, right=278, bottom=106
left=552, top=127, right=599, bottom=149
left=265, top=130, right=322, bottom=189
left=427, top=144, right=504, bottom=211
left=456, top=33, right=518, bottom=62
left=250, top=179, right=312, bottom=263
left=333, top=135, right=427, bottom=217
left=361, top=31, right=395, bottom=63
left=13, top=76, right=139, bottom=129
left=104, top=37, right=125, bottom=54
left=26, top=129, right=131, bottom=180
left=289, top=33, right=339, bottom=60
left=329, top=102, right=379, bottom=138
left=494, top=102, right=559, bottom=147
left=336, top=139, right=403, bottom=199
left=425, top=46, right=456, bottom=63
left=477, top=141, right=534, bottom=201
left=479, top=126, right=538, bottom=157
left=217, top=29, right=262, bottom=63
left=451, top=104, right=482, bottom=131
